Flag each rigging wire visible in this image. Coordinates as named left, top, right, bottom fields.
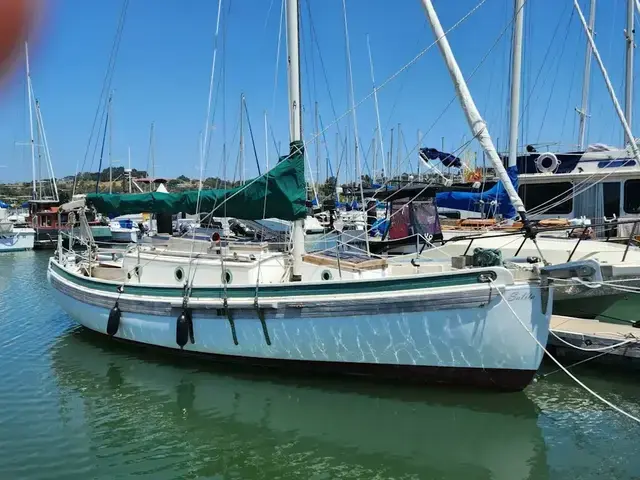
left=341, top=0, right=370, bottom=256
left=534, top=8, right=575, bottom=142
left=492, top=281, right=640, bottom=425
left=73, top=0, right=130, bottom=196
left=271, top=0, right=285, bottom=122
left=185, top=0, right=224, bottom=291
left=94, top=102, right=110, bottom=194
left=386, top=2, right=520, bottom=186
left=302, top=0, right=490, bottom=205
left=304, top=0, right=347, bottom=158
left=516, top=1, right=572, bottom=133
left=242, top=97, right=263, bottom=176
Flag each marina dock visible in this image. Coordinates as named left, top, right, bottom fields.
left=549, top=315, right=640, bottom=366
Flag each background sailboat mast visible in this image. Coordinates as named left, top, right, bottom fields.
left=286, top=0, right=304, bottom=280
left=577, top=0, right=596, bottom=150
left=625, top=0, right=635, bottom=142
left=25, top=42, right=36, bottom=199
left=573, top=0, right=640, bottom=161
left=508, top=0, right=524, bottom=170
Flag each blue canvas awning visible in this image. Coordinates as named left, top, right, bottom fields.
left=435, top=165, right=519, bottom=219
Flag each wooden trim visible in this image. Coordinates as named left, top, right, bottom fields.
left=302, top=253, right=387, bottom=272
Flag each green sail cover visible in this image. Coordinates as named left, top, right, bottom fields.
left=86, top=143, right=307, bottom=221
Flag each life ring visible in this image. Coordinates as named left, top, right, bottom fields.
left=535, top=152, right=560, bottom=173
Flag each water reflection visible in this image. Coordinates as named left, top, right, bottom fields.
left=51, top=330, right=548, bottom=479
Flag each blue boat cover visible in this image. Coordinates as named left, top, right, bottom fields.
left=435, top=165, right=519, bottom=219
left=371, top=218, right=388, bottom=236
left=419, top=147, right=462, bottom=168
left=0, top=201, right=9, bottom=208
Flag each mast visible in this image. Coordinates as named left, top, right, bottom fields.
left=25, top=42, right=36, bottom=199
left=35, top=100, right=58, bottom=202
left=149, top=122, right=155, bottom=192
left=397, top=123, right=402, bottom=175
left=264, top=110, right=269, bottom=170
left=366, top=33, right=385, bottom=180
left=108, top=94, right=113, bottom=194
left=388, top=127, right=394, bottom=181
left=240, top=93, right=245, bottom=185
left=508, top=0, right=524, bottom=169
left=420, top=0, right=526, bottom=216
left=128, top=146, right=132, bottom=193
left=286, top=0, right=304, bottom=280
left=573, top=0, right=640, bottom=161
left=625, top=0, right=635, bottom=141
left=417, top=129, right=421, bottom=180
left=314, top=102, right=320, bottom=186
left=577, top=0, right=596, bottom=149
left=371, top=136, right=376, bottom=181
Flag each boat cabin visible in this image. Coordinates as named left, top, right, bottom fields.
left=516, top=144, right=640, bottom=236
left=363, top=185, right=444, bottom=255
left=28, top=200, right=63, bottom=230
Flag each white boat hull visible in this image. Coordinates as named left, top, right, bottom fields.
left=48, top=259, right=552, bottom=390
left=110, top=229, right=139, bottom=243
left=0, top=228, right=35, bottom=252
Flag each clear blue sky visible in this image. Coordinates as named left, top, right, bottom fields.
left=0, top=0, right=636, bottom=185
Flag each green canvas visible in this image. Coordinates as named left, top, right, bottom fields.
left=86, top=142, right=307, bottom=221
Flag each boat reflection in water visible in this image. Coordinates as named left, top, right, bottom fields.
left=51, top=330, right=549, bottom=479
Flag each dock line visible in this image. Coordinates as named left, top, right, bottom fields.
left=491, top=280, right=640, bottom=425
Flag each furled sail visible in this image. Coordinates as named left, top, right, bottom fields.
left=86, top=141, right=307, bottom=221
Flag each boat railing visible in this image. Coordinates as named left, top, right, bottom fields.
left=446, top=217, right=640, bottom=264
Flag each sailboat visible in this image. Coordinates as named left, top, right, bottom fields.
left=47, top=0, right=597, bottom=390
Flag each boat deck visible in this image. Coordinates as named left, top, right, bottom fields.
left=548, top=315, right=640, bottom=365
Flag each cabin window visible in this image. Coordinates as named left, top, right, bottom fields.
left=321, top=270, right=332, bottom=281
left=221, top=270, right=233, bottom=285
left=518, top=183, right=573, bottom=214
left=623, top=179, right=640, bottom=213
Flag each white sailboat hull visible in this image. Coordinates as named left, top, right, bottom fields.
left=0, top=228, right=35, bottom=252
left=48, top=258, right=552, bottom=390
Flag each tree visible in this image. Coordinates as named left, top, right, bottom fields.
left=58, top=190, right=71, bottom=204
left=176, top=175, right=190, bottom=182
left=319, top=176, right=337, bottom=199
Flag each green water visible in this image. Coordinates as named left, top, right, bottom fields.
left=1, top=251, right=639, bottom=479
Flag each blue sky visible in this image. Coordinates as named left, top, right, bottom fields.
left=0, top=0, right=636, bottom=185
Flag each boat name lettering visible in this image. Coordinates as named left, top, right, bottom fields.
left=506, top=292, right=536, bottom=302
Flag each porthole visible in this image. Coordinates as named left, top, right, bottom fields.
left=134, top=265, right=142, bottom=278
left=175, top=267, right=185, bottom=282
left=221, top=270, right=233, bottom=284
left=321, top=270, right=332, bottom=281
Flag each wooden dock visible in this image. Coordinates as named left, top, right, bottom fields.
left=548, top=315, right=640, bottom=367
